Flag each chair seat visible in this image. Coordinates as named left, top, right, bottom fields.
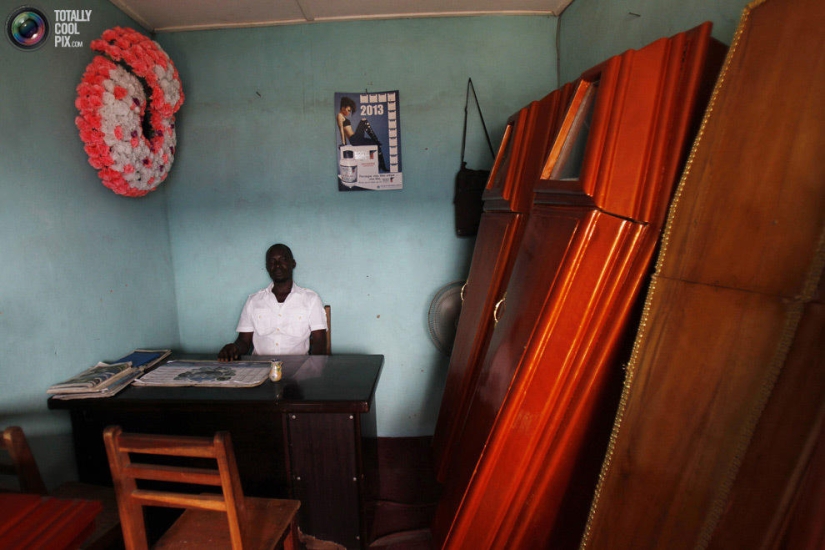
left=155, top=497, right=301, bottom=549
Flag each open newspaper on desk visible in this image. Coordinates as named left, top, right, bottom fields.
left=132, top=360, right=271, bottom=387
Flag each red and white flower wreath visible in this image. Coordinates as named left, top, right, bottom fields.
left=75, top=27, right=184, bottom=197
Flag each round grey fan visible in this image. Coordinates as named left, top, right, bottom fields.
left=428, top=281, right=465, bottom=356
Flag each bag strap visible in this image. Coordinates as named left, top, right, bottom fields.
left=461, top=78, right=496, bottom=165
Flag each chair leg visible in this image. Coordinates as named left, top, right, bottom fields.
left=283, top=518, right=298, bottom=550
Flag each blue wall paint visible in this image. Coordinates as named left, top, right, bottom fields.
left=0, top=0, right=179, bottom=487
left=559, top=0, right=752, bottom=83
left=155, top=16, right=559, bottom=436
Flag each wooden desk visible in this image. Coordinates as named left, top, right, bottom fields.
left=0, top=493, right=102, bottom=550
left=48, top=354, right=383, bottom=550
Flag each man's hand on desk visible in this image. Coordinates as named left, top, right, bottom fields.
left=218, top=344, right=241, bottom=362
left=218, top=332, right=253, bottom=361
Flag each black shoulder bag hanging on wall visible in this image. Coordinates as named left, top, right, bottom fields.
left=454, top=78, right=496, bottom=237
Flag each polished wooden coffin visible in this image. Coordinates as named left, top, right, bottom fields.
left=431, top=23, right=724, bottom=549
left=431, top=83, right=575, bottom=482
left=582, top=0, right=825, bottom=548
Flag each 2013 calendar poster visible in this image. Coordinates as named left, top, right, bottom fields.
left=334, top=91, right=403, bottom=191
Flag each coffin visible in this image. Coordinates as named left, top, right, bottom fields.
left=431, top=22, right=725, bottom=549
left=582, top=0, right=825, bottom=547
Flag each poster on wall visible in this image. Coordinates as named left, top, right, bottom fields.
left=334, top=91, right=403, bottom=191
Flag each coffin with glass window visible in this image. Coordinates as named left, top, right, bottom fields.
left=431, top=23, right=725, bottom=549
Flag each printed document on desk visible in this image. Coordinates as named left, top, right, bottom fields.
left=133, top=360, right=271, bottom=387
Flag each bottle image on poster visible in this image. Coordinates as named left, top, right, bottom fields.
left=335, top=91, right=403, bottom=191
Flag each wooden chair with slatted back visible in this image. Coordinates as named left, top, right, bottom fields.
left=324, top=304, right=331, bottom=355
left=103, top=425, right=300, bottom=550
left=1, top=426, right=48, bottom=494
left=1, top=425, right=122, bottom=549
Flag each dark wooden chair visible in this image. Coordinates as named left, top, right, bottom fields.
left=1, top=426, right=48, bottom=494
left=103, top=425, right=300, bottom=550
left=1, top=425, right=122, bottom=549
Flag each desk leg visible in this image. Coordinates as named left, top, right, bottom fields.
left=69, top=410, right=111, bottom=486
left=285, top=412, right=366, bottom=549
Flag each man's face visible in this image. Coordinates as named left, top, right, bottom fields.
left=266, top=246, right=295, bottom=284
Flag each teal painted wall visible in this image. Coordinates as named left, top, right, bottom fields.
left=155, top=16, right=559, bottom=437
left=0, top=0, right=178, bottom=487
left=558, top=0, right=753, bottom=83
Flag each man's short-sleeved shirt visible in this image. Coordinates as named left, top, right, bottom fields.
left=236, top=283, right=327, bottom=355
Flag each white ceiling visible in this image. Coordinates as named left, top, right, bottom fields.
left=109, top=0, right=574, bottom=33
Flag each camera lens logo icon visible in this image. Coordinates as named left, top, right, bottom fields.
left=6, top=6, right=50, bottom=51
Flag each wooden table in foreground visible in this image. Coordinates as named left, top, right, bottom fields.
left=48, top=354, right=384, bottom=550
left=0, top=492, right=103, bottom=550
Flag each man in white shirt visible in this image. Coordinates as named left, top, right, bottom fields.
left=218, top=244, right=328, bottom=360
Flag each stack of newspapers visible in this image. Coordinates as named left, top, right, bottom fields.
left=47, top=349, right=171, bottom=400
